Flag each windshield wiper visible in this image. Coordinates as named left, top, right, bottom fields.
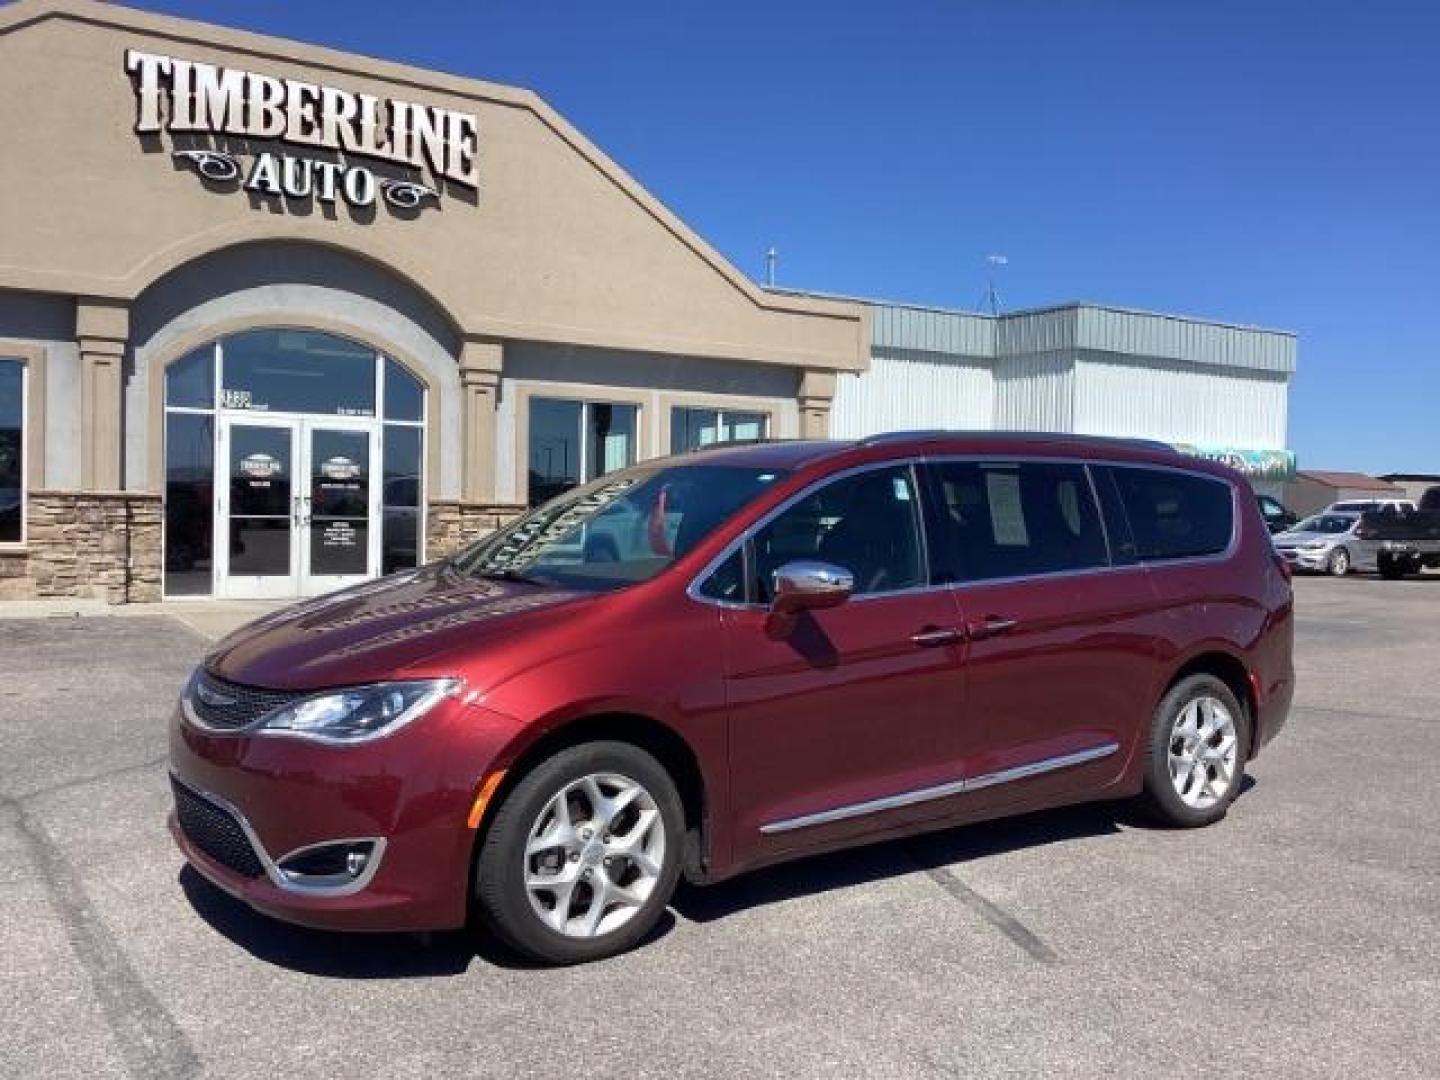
left=473, top=567, right=550, bottom=586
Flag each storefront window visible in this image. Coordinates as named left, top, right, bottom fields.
left=528, top=398, right=638, bottom=507
left=164, top=411, right=214, bottom=594
left=165, top=346, right=215, bottom=409
left=381, top=358, right=425, bottom=573
left=0, top=359, right=23, bottom=544
left=162, top=331, right=426, bottom=594
left=384, top=357, right=424, bottom=422
left=670, top=407, right=767, bottom=454
left=221, top=329, right=376, bottom=416
left=382, top=424, right=423, bottom=574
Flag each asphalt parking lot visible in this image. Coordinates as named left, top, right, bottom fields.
left=1, top=574, right=1436, bottom=1079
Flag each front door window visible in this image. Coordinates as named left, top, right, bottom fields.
left=216, top=418, right=379, bottom=599
left=308, top=428, right=371, bottom=581
left=226, top=423, right=295, bottom=585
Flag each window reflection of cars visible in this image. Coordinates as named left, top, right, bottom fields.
left=0, top=486, right=20, bottom=538
left=382, top=475, right=420, bottom=574
left=163, top=477, right=214, bottom=570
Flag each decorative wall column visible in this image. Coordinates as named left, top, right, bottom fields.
left=77, top=297, right=130, bottom=491
left=798, top=369, right=836, bottom=439
left=459, top=337, right=504, bottom=503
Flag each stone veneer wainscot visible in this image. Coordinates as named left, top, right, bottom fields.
left=0, top=491, right=162, bottom=603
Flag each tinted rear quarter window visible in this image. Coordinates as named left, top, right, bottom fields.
left=1110, top=467, right=1234, bottom=560
left=925, top=461, right=1108, bottom=582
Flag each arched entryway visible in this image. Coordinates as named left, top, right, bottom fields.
left=162, top=327, right=426, bottom=599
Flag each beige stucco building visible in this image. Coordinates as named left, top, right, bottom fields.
left=0, top=0, right=868, bottom=602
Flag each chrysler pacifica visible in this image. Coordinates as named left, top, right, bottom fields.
left=169, top=432, right=1294, bottom=963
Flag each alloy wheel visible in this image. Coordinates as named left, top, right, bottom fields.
left=1167, top=696, right=1239, bottom=810
left=523, top=772, right=665, bottom=938
left=1329, top=548, right=1349, bottom=576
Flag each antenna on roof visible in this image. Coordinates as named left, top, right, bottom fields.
left=764, top=247, right=778, bottom=288
left=981, top=254, right=1007, bottom=315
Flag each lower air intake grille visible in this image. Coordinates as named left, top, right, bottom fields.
left=172, top=778, right=266, bottom=879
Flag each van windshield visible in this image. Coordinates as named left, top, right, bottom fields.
left=449, top=464, right=786, bottom=592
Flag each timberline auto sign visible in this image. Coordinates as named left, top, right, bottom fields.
left=125, top=50, right=480, bottom=214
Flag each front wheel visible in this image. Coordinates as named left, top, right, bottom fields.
left=474, top=741, right=684, bottom=964
left=1140, top=674, right=1251, bottom=828
left=1327, top=547, right=1350, bottom=576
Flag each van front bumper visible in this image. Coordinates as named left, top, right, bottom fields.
left=167, top=699, right=517, bottom=932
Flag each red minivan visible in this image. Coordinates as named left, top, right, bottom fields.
left=169, top=433, right=1294, bottom=963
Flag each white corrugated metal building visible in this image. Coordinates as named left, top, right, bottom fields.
left=774, top=294, right=1297, bottom=495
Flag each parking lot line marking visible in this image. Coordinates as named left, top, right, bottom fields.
left=5, top=797, right=202, bottom=1079
left=920, top=865, right=1060, bottom=964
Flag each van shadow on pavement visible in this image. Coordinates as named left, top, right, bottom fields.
left=178, top=866, right=677, bottom=975
left=180, top=783, right=1255, bottom=976
left=672, top=797, right=1132, bottom=923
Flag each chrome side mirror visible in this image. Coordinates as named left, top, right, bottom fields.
left=770, top=560, right=854, bottom=618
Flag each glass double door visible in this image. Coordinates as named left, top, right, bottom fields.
left=217, top=416, right=378, bottom=599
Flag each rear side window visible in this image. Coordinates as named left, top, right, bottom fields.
left=924, top=461, right=1108, bottom=582
left=1110, top=467, right=1234, bottom=560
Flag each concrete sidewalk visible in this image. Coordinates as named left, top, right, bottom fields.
left=0, top=598, right=285, bottom=641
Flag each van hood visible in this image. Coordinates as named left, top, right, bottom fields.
left=204, top=565, right=592, bottom=690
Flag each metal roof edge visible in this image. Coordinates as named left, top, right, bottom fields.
left=762, top=287, right=1296, bottom=339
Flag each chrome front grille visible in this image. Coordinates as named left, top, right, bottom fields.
left=188, top=670, right=299, bottom=732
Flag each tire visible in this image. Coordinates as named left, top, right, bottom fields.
left=1327, top=547, right=1350, bottom=576
left=1378, top=552, right=1407, bottom=580
left=1140, top=673, right=1251, bottom=828
left=474, top=741, right=684, bottom=964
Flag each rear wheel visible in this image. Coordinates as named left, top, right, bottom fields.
left=1378, top=552, right=1408, bottom=580
left=1141, top=674, right=1250, bottom=827
left=474, top=741, right=683, bottom=964
left=1327, top=547, right=1350, bottom=576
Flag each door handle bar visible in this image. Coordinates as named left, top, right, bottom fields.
left=966, top=616, right=1018, bottom=641
left=910, top=627, right=965, bottom=648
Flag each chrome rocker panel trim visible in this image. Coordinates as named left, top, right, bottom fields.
left=759, top=742, right=1120, bottom=835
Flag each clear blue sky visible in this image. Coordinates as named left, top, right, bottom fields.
left=133, top=0, right=1439, bottom=475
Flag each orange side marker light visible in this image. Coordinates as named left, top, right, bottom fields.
left=466, top=770, right=507, bottom=830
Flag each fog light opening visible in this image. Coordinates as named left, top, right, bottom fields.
left=277, top=839, right=381, bottom=889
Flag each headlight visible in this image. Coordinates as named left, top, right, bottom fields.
left=1299, top=540, right=1330, bottom=550
left=260, top=679, right=460, bottom=743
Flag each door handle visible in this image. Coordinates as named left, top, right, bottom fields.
left=966, top=616, right=1018, bottom=641
left=911, top=626, right=965, bottom=648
